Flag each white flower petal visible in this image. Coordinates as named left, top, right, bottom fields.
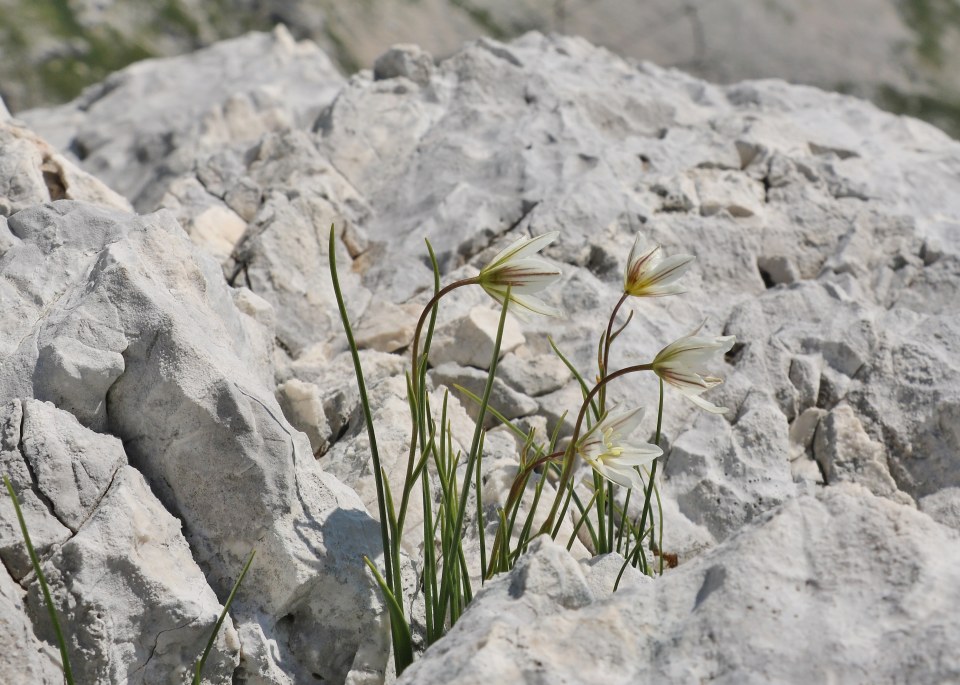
left=595, top=462, right=644, bottom=490
left=577, top=407, right=661, bottom=489
left=604, top=407, right=646, bottom=436
left=508, top=292, right=564, bottom=319
left=646, top=254, right=695, bottom=285
left=684, top=391, right=729, bottom=414
left=654, top=329, right=735, bottom=413
left=479, top=232, right=563, bottom=319
left=624, top=233, right=695, bottom=298
left=614, top=444, right=663, bottom=465
left=487, top=231, right=559, bottom=269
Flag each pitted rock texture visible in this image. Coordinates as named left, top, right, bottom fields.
left=159, top=32, right=960, bottom=559
left=0, top=201, right=389, bottom=683
left=0, top=400, right=238, bottom=684
left=398, top=487, right=960, bottom=685
left=3, top=26, right=960, bottom=685
left=0, top=117, right=131, bottom=217
left=20, top=26, right=344, bottom=213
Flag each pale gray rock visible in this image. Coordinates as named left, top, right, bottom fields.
left=429, top=305, right=525, bottom=369
left=353, top=299, right=421, bottom=354
left=1, top=400, right=238, bottom=683
left=276, top=378, right=331, bottom=456
left=497, top=349, right=571, bottom=398
left=128, top=28, right=960, bottom=594
left=920, top=488, right=960, bottom=532
left=34, top=337, right=124, bottom=431
left=26, top=466, right=240, bottom=684
left=0, top=118, right=131, bottom=216
left=6, top=27, right=960, bottom=685
left=18, top=399, right=126, bottom=532
left=223, top=129, right=374, bottom=358
left=373, top=44, right=436, bottom=87
left=279, top=347, right=406, bottom=442
left=846, top=309, right=960, bottom=500
left=0, top=567, right=61, bottom=685
left=431, top=362, right=539, bottom=424
left=0, top=201, right=388, bottom=683
left=0, top=401, right=71, bottom=581
left=813, top=404, right=911, bottom=504
left=693, top=168, right=766, bottom=218
left=21, top=26, right=344, bottom=212
left=398, top=487, right=960, bottom=685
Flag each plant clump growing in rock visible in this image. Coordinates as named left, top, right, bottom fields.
left=330, top=225, right=733, bottom=674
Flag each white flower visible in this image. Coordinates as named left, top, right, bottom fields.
left=577, top=407, right=662, bottom=489
left=624, top=234, right=695, bottom=298
left=653, top=325, right=736, bottom=413
left=478, top=231, right=563, bottom=318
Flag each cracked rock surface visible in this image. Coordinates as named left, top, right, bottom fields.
left=2, top=25, right=960, bottom=685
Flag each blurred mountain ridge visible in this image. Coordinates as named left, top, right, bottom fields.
left=4, top=0, right=960, bottom=137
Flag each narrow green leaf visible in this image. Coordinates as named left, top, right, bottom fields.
left=548, top=336, right=600, bottom=422
left=4, top=475, right=75, bottom=685
left=363, top=556, right=414, bottom=672
left=193, top=549, right=256, bottom=685
left=328, top=225, right=394, bottom=588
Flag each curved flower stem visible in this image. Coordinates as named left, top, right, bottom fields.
left=598, top=292, right=629, bottom=414
left=484, top=449, right=563, bottom=578
left=615, top=376, right=664, bottom=589
left=539, top=362, right=654, bottom=536
left=410, top=277, right=480, bottom=400
left=397, top=275, right=479, bottom=538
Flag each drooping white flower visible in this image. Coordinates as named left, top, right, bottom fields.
left=653, top=325, right=736, bottom=413
left=577, top=407, right=662, bottom=489
left=623, top=234, right=695, bottom=298
left=478, top=231, right=563, bottom=318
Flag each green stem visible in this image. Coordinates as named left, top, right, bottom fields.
left=4, top=475, right=75, bottom=685
left=398, top=274, right=476, bottom=540
left=598, top=292, right=629, bottom=414
left=539, top=363, right=654, bottom=536
left=328, top=226, right=394, bottom=589
left=194, top=549, right=256, bottom=685
left=615, top=376, right=664, bottom=590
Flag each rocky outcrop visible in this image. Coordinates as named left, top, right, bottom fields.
left=20, top=26, right=344, bottom=213
left=2, top=25, right=959, bottom=685
left=398, top=486, right=960, bottom=684
left=7, top=2, right=960, bottom=139
left=0, top=200, right=388, bottom=683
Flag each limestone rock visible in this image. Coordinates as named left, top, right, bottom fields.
left=813, top=404, right=911, bottom=504
left=21, top=26, right=344, bottom=212
left=1, top=400, right=238, bottom=683
left=497, top=349, right=571, bottom=398
left=276, top=378, right=331, bottom=456
left=4, top=26, right=960, bottom=685
left=0, top=201, right=388, bottom=683
left=429, top=305, right=525, bottom=369
left=431, top=363, right=539, bottom=424
left=0, top=118, right=131, bottom=216
left=0, top=567, right=61, bottom=684
left=353, top=299, right=421, bottom=354
left=398, top=487, right=960, bottom=685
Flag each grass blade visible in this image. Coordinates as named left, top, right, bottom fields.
left=363, top=556, right=414, bottom=672
left=328, top=225, right=394, bottom=589
left=4, top=474, right=75, bottom=685
left=193, top=549, right=256, bottom=685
